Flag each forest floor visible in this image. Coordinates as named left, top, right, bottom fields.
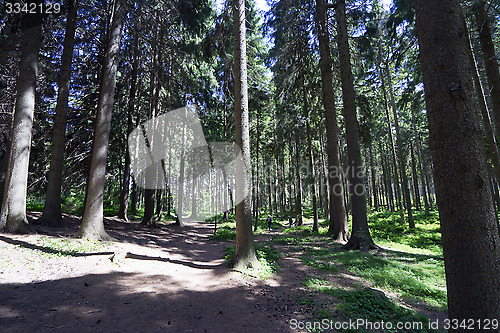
left=0, top=211, right=447, bottom=332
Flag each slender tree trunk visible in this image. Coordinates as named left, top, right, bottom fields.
left=369, top=144, right=379, bottom=211
left=38, top=0, right=78, bottom=227
left=191, top=162, right=197, bottom=219
left=467, top=30, right=500, bottom=184
left=320, top=135, right=330, bottom=219
left=410, top=145, right=421, bottom=211
left=385, top=63, right=414, bottom=228
left=294, top=132, right=304, bottom=226
left=380, top=141, right=394, bottom=211
left=304, top=87, right=319, bottom=231
left=254, top=112, right=260, bottom=231
left=77, top=0, right=124, bottom=240
left=315, top=0, right=348, bottom=241
left=118, top=33, right=138, bottom=221
left=378, top=57, right=403, bottom=215
left=475, top=2, right=500, bottom=135
left=414, top=0, right=500, bottom=324
left=411, top=102, right=430, bottom=213
left=336, top=0, right=375, bottom=249
left=0, top=7, right=42, bottom=233
left=174, top=119, right=187, bottom=226
left=232, top=0, right=258, bottom=270
left=130, top=178, right=137, bottom=216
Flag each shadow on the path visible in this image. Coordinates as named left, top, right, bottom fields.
left=0, top=272, right=292, bottom=333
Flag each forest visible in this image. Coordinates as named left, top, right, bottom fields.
left=1, top=0, right=500, bottom=331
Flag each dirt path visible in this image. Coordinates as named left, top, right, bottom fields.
left=0, top=213, right=448, bottom=332
left=0, top=213, right=319, bottom=333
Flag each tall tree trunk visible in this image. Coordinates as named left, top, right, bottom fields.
left=174, top=118, right=187, bottom=226
left=369, top=143, right=379, bottom=211
left=378, top=59, right=403, bottom=215
left=232, top=0, right=258, bottom=270
left=142, top=19, right=161, bottom=228
left=253, top=111, right=260, bottom=231
left=315, top=0, right=348, bottom=241
left=411, top=102, right=430, bottom=214
left=118, top=32, right=138, bottom=221
left=320, top=134, right=330, bottom=218
left=385, top=63, right=414, bottom=228
left=410, top=145, right=421, bottom=211
left=468, top=30, right=500, bottom=185
left=475, top=2, right=500, bottom=135
left=294, top=132, right=304, bottom=226
left=190, top=162, right=197, bottom=219
left=130, top=178, right=137, bottom=216
left=336, top=0, right=375, bottom=249
left=76, top=0, right=124, bottom=240
left=37, top=0, right=78, bottom=227
left=414, top=0, right=500, bottom=324
left=304, top=86, right=319, bottom=232
left=0, top=6, right=42, bottom=233
left=381, top=141, right=394, bottom=211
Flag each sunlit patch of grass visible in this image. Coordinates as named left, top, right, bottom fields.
left=304, top=278, right=437, bottom=332
left=223, top=244, right=280, bottom=279
left=368, top=210, right=443, bottom=256
left=300, top=246, right=446, bottom=309
left=34, top=236, right=108, bottom=257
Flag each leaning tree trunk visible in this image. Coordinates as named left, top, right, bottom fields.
left=232, top=0, right=258, bottom=271
left=38, top=0, right=78, bottom=227
left=0, top=6, right=42, bottom=233
left=475, top=2, right=500, bottom=136
left=414, top=0, right=500, bottom=325
left=316, top=0, right=348, bottom=241
left=336, top=0, right=375, bottom=250
left=76, top=0, right=124, bottom=240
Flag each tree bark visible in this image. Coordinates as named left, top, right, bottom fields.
left=335, top=0, right=375, bottom=250
left=76, top=0, right=125, bottom=240
left=315, top=0, right=348, bottom=241
left=232, top=0, right=258, bottom=270
left=38, top=0, right=78, bottom=227
left=0, top=6, right=42, bottom=233
left=414, top=0, right=500, bottom=324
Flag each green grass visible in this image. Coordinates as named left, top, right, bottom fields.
left=33, top=236, right=108, bottom=257
left=267, top=209, right=447, bottom=331
left=223, top=243, right=280, bottom=279
left=304, top=277, right=435, bottom=332
left=369, top=210, right=443, bottom=256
